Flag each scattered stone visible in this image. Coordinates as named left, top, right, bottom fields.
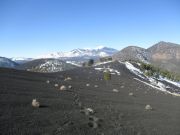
left=86, top=83, right=90, bottom=87
left=120, top=86, right=124, bottom=88
left=81, top=107, right=94, bottom=115
left=112, top=89, right=119, bottom=92
left=64, top=77, right=72, bottom=81
left=145, top=104, right=152, bottom=110
left=60, top=85, right=67, bottom=91
left=32, top=99, right=40, bottom=108
left=129, top=92, right=134, bottom=96
left=68, top=85, right=72, bottom=89
left=94, top=85, right=98, bottom=88
left=54, top=84, right=59, bottom=87
left=46, top=80, right=50, bottom=84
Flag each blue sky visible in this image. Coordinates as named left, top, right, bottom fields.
left=0, top=0, right=180, bottom=58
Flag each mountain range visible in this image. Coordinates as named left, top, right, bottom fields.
left=0, top=41, right=180, bottom=74
left=37, top=46, right=118, bottom=59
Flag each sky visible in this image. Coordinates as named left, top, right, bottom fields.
left=0, top=0, right=180, bottom=58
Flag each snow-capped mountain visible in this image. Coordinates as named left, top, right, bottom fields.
left=37, top=47, right=118, bottom=59
left=10, top=57, right=33, bottom=64
left=0, top=57, right=19, bottom=68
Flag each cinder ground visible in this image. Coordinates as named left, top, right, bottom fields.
left=0, top=62, right=180, bottom=135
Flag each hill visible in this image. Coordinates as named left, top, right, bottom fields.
left=0, top=61, right=180, bottom=134
left=113, top=41, right=180, bottom=74
left=0, top=57, right=18, bottom=68
left=17, top=58, right=77, bottom=73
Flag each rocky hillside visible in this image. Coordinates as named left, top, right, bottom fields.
left=112, top=46, right=150, bottom=62
left=113, top=41, right=180, bottom=74
left=147, top=41, right=180, bottom=74
left=0, top=57, right=19, bottom=68
left=17, top=58, right=77, bottom=73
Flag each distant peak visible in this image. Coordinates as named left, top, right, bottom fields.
left=95, top=45, right=105, bottom=49
left=157, top=41, right=167, bottom=44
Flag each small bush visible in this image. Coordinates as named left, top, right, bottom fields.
left=140, top=62, right=180, bottom=82
left=104, top=70, right=111, bottom=81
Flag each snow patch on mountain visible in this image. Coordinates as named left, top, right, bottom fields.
left=123, top=61, right=180, bottom=96
left=125, top=61, right=145, bottom=79
left=18, top=59, right=76, bottom=73
left=37, top=47, right=118, bottom=59
left=11, top=57, right=33, bottom=64
left=38, top=60, right=64, bottom=72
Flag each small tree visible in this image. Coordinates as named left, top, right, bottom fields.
left=88, top=59, right=94, bottom=66
left=104, top=70, right=111, bottom=81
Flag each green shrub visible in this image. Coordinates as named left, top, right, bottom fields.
left=140, top=61, right=180, bottom=81
left=104, top=70, right=111, bottom=81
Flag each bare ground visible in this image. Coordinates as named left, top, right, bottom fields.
left=0, top=62, right=180, bottom=135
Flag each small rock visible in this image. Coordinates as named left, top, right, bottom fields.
left=54, top=84, right=59, bottom=87
left=145, top=104, right=152, bottom=110
left=68, top=85, right=72, bottom=89
left=120, top=86, right=124, bottom=88
left=46, top=80, right=50, bottom=84
left=64, top=77, right=72, bottom=81
left=94, top=85, right=98, bottom=88
left=129, top=92, right=134, bottom=96
left=32, top=99, right=40, bottom=108
left=86, top=83, right=90, bottom=87
left=81, top=107, right=94, bottom=115
left=60, top=85, right=67, bottom=91
left=112, top=89, right=119, bottom=92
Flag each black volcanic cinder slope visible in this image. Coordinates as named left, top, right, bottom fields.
left=0, top=61, right=180, bottom=135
